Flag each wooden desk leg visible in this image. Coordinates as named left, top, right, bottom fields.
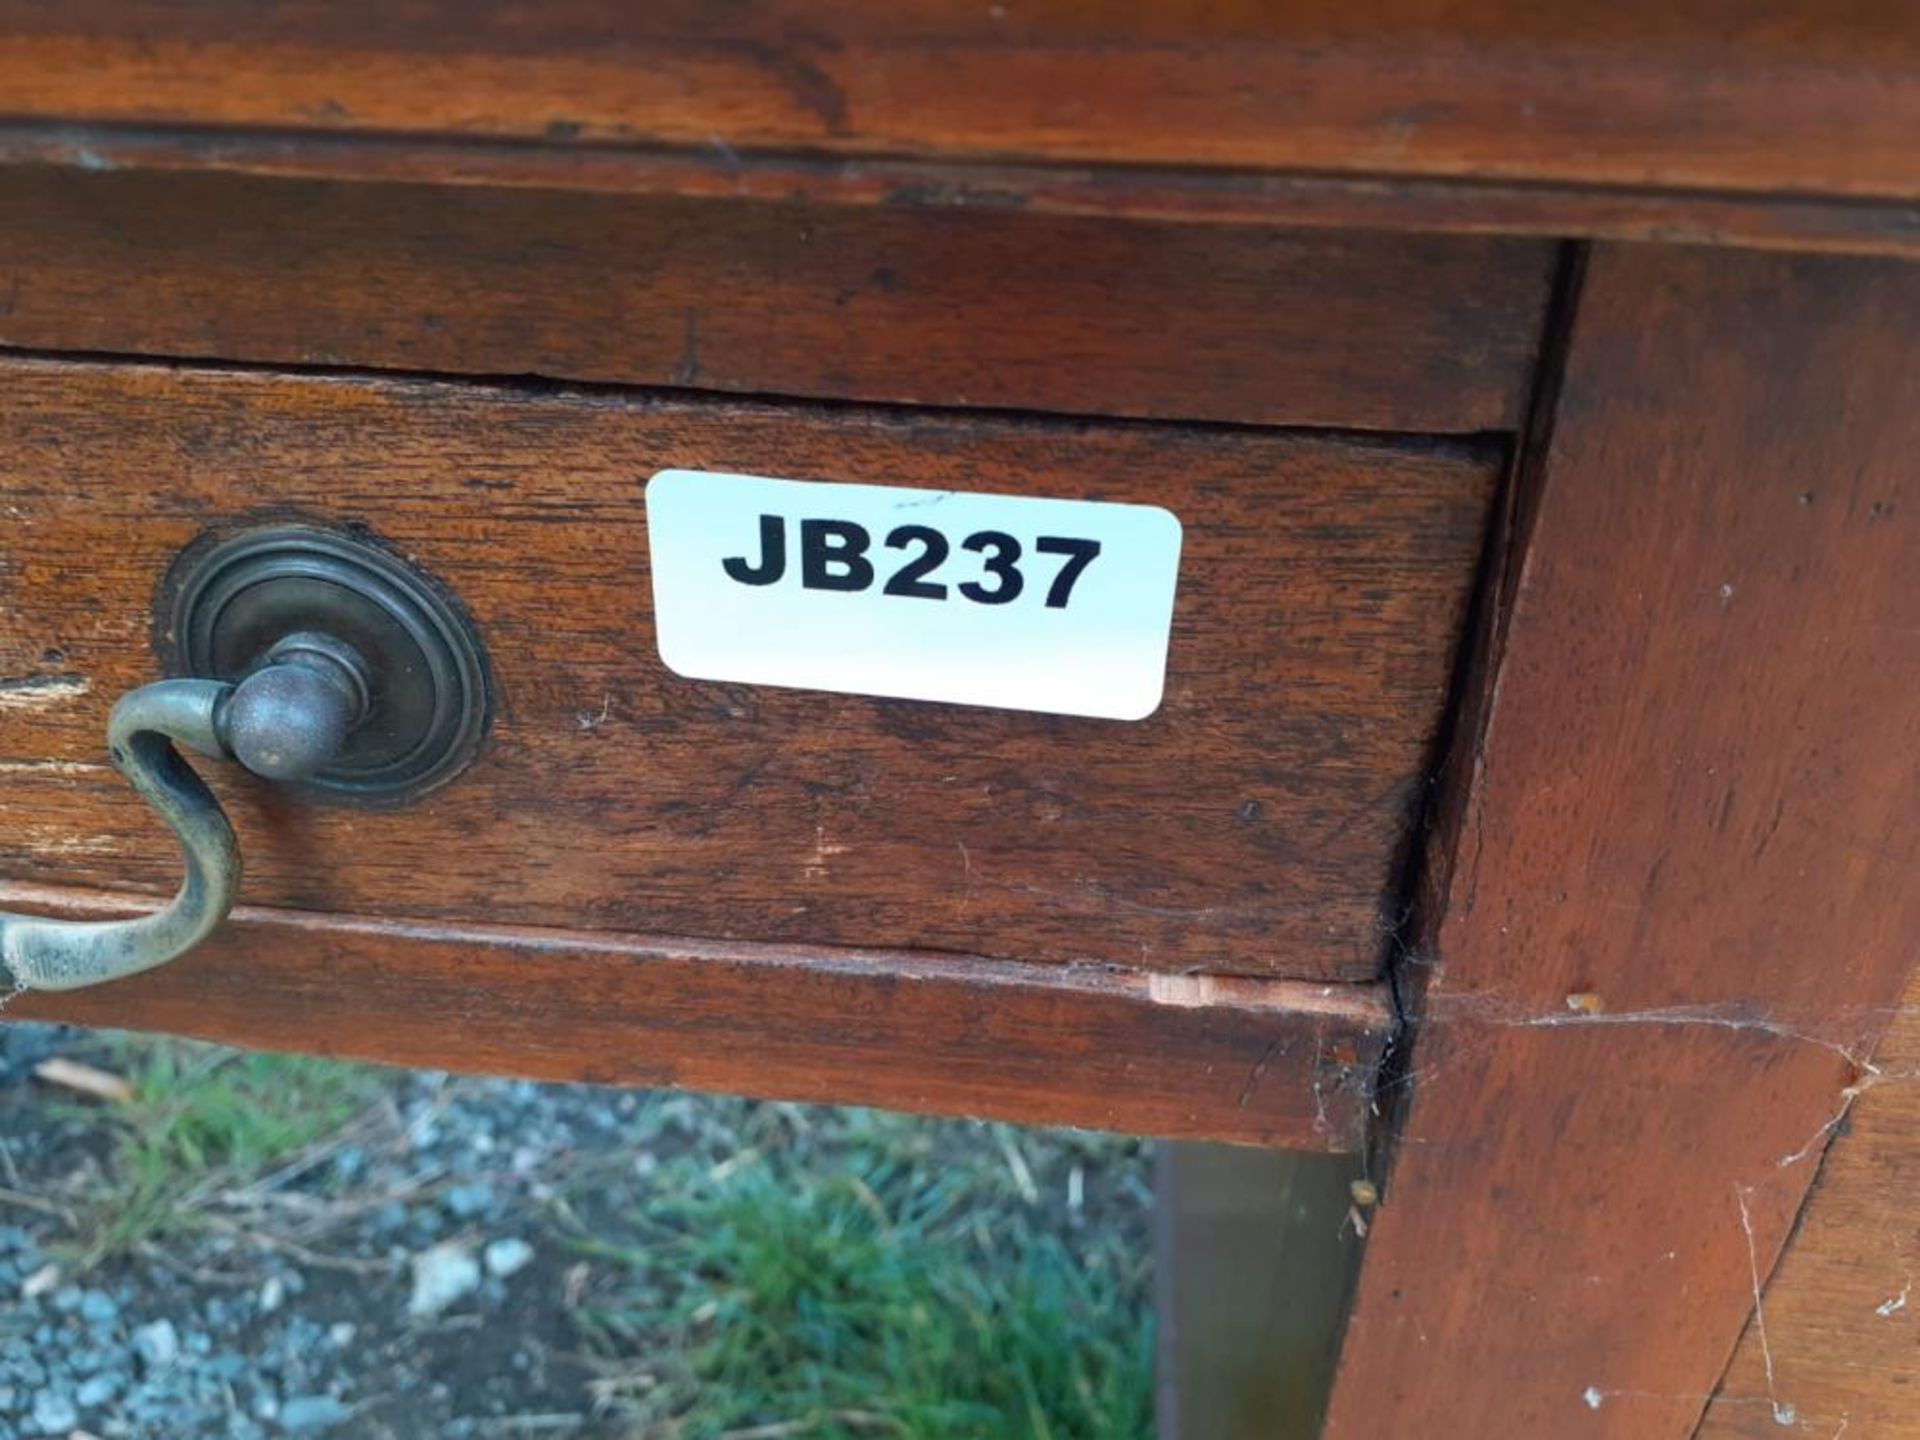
left=1323, top=245, right=1920, bottom=1435
left=1155, top=1143, right=1365, bottom=1439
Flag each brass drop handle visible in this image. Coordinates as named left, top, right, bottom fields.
left=0, top=636, right=368, bottom=993
left=2, top=524, right=491, bottom=993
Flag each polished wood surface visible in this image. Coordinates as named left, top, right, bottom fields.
left=1699, top=966, right=1920, bottom=1437
left=1324, top=247, right=1920, bottom=1434
left=1, top=2, right=1915, bottom=200
left=0, top=166, right=1556, bottom=433
left=1, top=883, right=1391, bottom=1150
left=0, top=358, right=1497, bottom=980
left=9, top=125, right=1920, bottom=264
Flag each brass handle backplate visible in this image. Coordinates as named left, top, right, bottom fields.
left=1, top=524, right=490, bottom=993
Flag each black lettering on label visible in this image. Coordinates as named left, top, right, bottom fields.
left=882, top=525, right=950, bottom=599
left=800, top=518, right=875, bottom=592
left=721, top=513, right=787, bottom=586
left=958, top=530, right=1024, bottom=605
left=722, top=513, right=1102, bottom=610
left=1036, top=536, right=1102, bottom=609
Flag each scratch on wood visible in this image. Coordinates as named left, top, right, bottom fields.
left=1148, top=974, right=1239, bottom=1009
left=20, top=831, right=118, bottom=857
left=0, top=674, right=90, bottom=711
left=1875, top=1274, right=1911, bottom=1317
left=574, top=694, right=613, bottom=731
left=1735, top=1182, right=1796, bottom=1428
left=803, top=822, right=849, bottom=877
left=1578, top=1386, right=1798, bottom=1415
left=670, top=308, right=700, bottom=385
left=1235, top=1037, right=1284, bottom=1109
left=0, top=759, right=112, bottom=776
left=1777, top=1070, right=1883, bottom=1168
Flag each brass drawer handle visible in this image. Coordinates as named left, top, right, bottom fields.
left=1, top=639, right=364, bottom=991
left=2, top=525, right=489, bottom=993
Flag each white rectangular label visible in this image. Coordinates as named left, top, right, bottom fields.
left=646, top=469, right=1182, bottom=720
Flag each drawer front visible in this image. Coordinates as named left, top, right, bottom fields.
left=0, top=357, right=1496, bottom=979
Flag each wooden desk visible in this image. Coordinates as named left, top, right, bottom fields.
left=1, top=5, right=1914, bottom=1434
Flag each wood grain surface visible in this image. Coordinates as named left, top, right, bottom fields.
left=1322, top=247, right=1920, bottom=1434
left=1699, top=965, right=1920, bottom=1438
left=0, top=2, right=1915, bottom=200
left=9, top=125, right=1920, bottom=264
left=0, top=166, right=1555, bottom=434
left=0, top=358, right=1497, bottom=979
left=0, top=883, right=1393, bottom=1150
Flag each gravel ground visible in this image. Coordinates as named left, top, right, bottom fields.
left=0, top=1021, right=1155, bottom=1439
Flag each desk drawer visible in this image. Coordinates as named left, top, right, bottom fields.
left=0, top=356, right=1496, bottom=980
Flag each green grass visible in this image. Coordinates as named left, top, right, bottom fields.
left=565, top=1104, right=1154, bottom=1440
left=35, top=1036, right=1157, bottom=1436
left=75, top=1037, right=382, bottom=1263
